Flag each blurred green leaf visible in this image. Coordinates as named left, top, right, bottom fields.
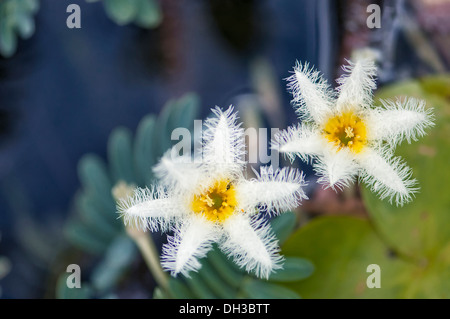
left=135, top=0, right=162, bottom=28
left=14, top=12, right=34, bottom=38
left=134, top=115, right=157, bottom=186
left=0, top=0, right=39, bottom=57
left=103, top=0, right=138, bottom=25
left=196, top=259, right=236, bottom=298
left=0, top=18, right=17, bottom=58
left=77, top=154, right=115, bottom=211
left=268, top=257, right=314, bottom=282
left=108, top=127, right=136, bottom=183
left=184, top=271, right=217, bottom=299
left=65, top=221, right=111, bottom=254
left=91, top=235, right=137, bottom=293
left=77, top=193, right=119, bottom=240
left=99, top=0, right=161, bottom=28
left=242, top=279, right=301, bottom=299
left=168, top=277, right=195, bottom=299
left=206, top=248, right=243, bottom=289
left=281, top=216, right=417, bottom=298
left=270, top=211, right=297, bottom=245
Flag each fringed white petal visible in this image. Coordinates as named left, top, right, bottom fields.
left=366, top=98, right=435, bottom=147
left=272, top=123, right=324, bottom=163
left=153, top=146, right=204, bottom=191
left=220, top=213, right=283, bottom=280
left=286, top=61, right=334, bottom=124
left=357, top=147, right=418, bottom=206
left=117, top=186, right=183, bottom=232
left=236, top=166, right=307, bottom=215
left=336, top=58, right=377, bottom=111
left=161, top=215, right=220, bottom=277
left=313, top=147, right=359, bottom=191
left=202, top=106, right=246, bottom=176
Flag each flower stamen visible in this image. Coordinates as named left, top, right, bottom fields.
left=191, top=179, right=237, bottom=223
left=323, top=111, right=367, bottom=153
left=345, top=126, right=354, bottom=138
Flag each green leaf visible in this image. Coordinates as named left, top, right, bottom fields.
left=90, top=235, right=137, bottom=293
left=0, top=0, right=38, bottom=58
left=64, top=221, right=111, bottom=254
left=14, top=11, right=34, bottom=38
left=155, top=99, right=177, bottom=154
left=270, top=212, right=297, bottom=245
left=134, top=115, right=157, bottom=186
left=183, top=272, right=217, bottom=299
left=168, top=277, right=195, bottom=299
left=21, top=0, right=39, bottom=13
left=0, top=18, right=16, bottom=58
left=108, top=127, right=136, bottom=183
left=77, top=193, right=120, bottom=240
left=80, top=191, right=122, bottom=231
left=152, top=287, right=168, bottom=299
left=268, top=257, right=314, bottom=282
left=77, top=154, right=115, bottom=211
left=206, top=248, right=243, bottom=289
left=242, top=279, right=301, bottom=299
left=135, top=0, right=162, bottom=28
left=172, top=93, right=201, bottom=132
left=197, top=259, right=236, bottom=298
left=280, top=216, right=417, bottom=298
left=103, top=0, right=138, bottom=25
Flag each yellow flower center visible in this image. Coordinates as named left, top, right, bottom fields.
left=191, top=179, right=238, bottom=223
left=323, top=111, right=367, bottom=153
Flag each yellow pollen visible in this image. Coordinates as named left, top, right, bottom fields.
left=191, top=179, right=238, bottom=223
left=323, top=111, right=367, bottom=153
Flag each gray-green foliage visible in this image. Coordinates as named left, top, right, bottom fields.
left=87, top=0, right=162, bottom=28
left=0, top=0, right=39, bottom=58
left=58, top=92, right=314, bottom=299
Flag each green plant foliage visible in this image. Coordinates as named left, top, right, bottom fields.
left=155, top=212, right=314, bottom=299
left=0, top=0, right=39, bottom=58
left=278, top=75, right=450, bottom=298
left=87, top=0, right=162, bottom=28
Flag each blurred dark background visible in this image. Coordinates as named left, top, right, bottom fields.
left=0, top=0, right=448, bottom=298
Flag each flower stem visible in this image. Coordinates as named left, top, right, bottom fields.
left=126, top=226, right=171, bottom=297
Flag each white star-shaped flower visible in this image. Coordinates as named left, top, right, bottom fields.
left=273, top=59, right=434, bottom=206
left=118, top=106, right=307, bottom=279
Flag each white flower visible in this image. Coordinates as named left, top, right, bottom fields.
left=118, top=106, right=307, bottom=279
left=273, top=59, right=434, bottom=206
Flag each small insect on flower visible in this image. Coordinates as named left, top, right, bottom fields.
left=273, top=58, right=434, bottom=206
left=118, top=106, right=307, bottom=279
